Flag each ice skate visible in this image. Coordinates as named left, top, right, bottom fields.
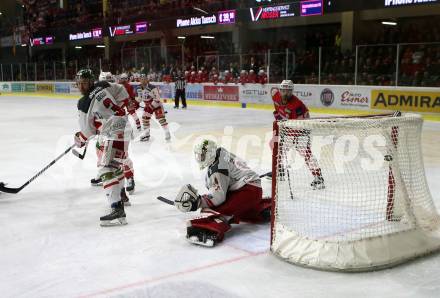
left=311, top=176, right=325, bottom=190
left=90, top=177, right=102, bottom=186
left=100, top=201, right=127, bottom=226
left=140, top=132, right=150, bottom=142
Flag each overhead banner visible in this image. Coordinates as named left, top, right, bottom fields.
left=249, top=3, right=299, bottom=21
left=69, top=28, right=102, bottom=41
left=176, top=10, right=236, bottom=28
left=371, top=89, right=440, bottom=113
left=30, top=36, right=54, bottom=46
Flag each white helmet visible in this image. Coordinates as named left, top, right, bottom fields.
left=194, top=139, right=217, bottom=170
left=120, top=73, right=129, bottom=80
left=99, top=71, right=114, bottom=82
left=280, top=80, right=294, bottom=91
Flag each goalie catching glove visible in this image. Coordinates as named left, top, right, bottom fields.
left=175, top=184, right=201, bottom=212
left=74, top=131, right=88, bottom=148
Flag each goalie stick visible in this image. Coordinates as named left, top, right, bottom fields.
left=156, top=172, right=273, bottom=206
left=0, top=144, right=75, bottom=194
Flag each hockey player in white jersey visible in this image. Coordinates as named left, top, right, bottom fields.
left=74, top=69, right=130, bottom=226
left=90, top=72, right=136, bottom=195
left=173, top=139, right=272, bottom=246
left=136, top=74, right=171, bottom=142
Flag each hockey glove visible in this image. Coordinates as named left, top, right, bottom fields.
left=175, top=184, right=201, bottom=212
left=74, top=131, right=88, bottom=148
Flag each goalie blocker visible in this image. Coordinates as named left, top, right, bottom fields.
left=174, top=140, right=271, bottom=247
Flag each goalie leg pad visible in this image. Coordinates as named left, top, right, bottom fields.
left=186, top=214, right=231, bottom=246
left=214, top=184, right=271, bottom=224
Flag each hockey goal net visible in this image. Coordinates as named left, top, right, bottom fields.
left=271, top=113, right=440, bottom=271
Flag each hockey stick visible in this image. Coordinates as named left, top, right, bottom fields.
left=0, top=144, right=76, bottom=194
left=157, top=196, right=174, bottom=205
left=72, top=146, right=87, bottom=160
left=259, top=172, right=272, bottom=178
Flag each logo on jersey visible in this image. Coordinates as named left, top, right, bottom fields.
left=320, top=88, right=334, bottom=106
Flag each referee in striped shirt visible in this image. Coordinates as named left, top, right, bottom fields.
left=174, top=71, right=187, bottom=109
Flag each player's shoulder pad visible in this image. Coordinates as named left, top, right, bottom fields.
left=147, top=83, right=157, bottom=90
left=77, top=95, right=92, bottom=113
left=89, top=83, right=111, bottom=102
left=207, top=148, right=228, bottom=178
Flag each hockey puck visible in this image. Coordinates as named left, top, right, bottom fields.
left=384, top=155, right=393, bottom=161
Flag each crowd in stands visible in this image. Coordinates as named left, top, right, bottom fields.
left=9, top=5, right=440, bottom=87
left=22, top=0, right=237, bottom=35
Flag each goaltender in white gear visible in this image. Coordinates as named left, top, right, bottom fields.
left=174, top=139, right=271, bottom=246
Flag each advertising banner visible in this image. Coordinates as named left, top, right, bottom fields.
left=371, top=89, right=440, bottom=113
left=11, top=83, right=24, bottom=92
left=69, top=82, right=80, bottom=95
left=36, top=83, right=54, bottom=93
left=0, top=82, right=11, bottom=92
left=240, top=84, right=271, bottom=104
left=185, top=84, right=203, bottom=100
left=157, top=84, right=173, bottom=100
left=55, top=83, right=70, bottom=94
left=204, top=85, right=239, bottom=101
left=25, top=83, right=36, bottom=92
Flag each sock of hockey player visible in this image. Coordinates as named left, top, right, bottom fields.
left=101, top=169, right=127, bottom=226
left=125, top=177, right=135, bottom=195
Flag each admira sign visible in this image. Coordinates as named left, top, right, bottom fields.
left=372, top=90, right=440, bottom=113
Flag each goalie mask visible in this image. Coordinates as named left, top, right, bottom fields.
left=194, top=139, right=217, bottom=170
left=280, top=80, right=294, bottom=103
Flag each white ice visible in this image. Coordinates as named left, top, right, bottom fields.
left=0, top=95, right=440, bottom=298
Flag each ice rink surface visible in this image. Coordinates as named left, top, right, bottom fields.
left=0, top=95, right=439, bottom=298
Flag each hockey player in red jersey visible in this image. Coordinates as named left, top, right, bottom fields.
left=173, top=139, right=272, bottom=247
left=271, top=80, right=325, bottom=190
left=119, top=73, right=141, bottom=131
left=136, top=74, right=171, bottom=142
left=75, top=69, right=130, bottom=226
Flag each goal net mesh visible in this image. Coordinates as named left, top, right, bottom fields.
left=271, top=113, right=440, bottom=271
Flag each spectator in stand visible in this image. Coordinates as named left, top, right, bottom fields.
left=196, top=70, right=204, bottom=83
left=258, top=69, right=268, bottom=85
left=174, top=71, right=187, bottom=109
left=223, top=70, right=234, bottom=84
left=189, top=71, right=197, bottom=83
left=248, top=70, right=257, bottom=83
left=210, top=74, right=220, bottom=85
left=209, top=67, right=219, bottom=81
left=248, top=57, right=259, bottom=73
left=184, top=70, right=191, bottom=82
left=238, top=70, right=248, bottom=85
left=201, top=67, right=209, bottom=82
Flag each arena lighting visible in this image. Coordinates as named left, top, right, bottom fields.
left=75, top=46, right=82, bottom=49
left=193, top=7, right=209, bottom=14
left=382, top=21, right=397, bottom=26
left=201, top=35, right=215, bottom=39
left=0, top=12, right=3, bottom=15
left=177, top=36, right=186, bottom=39
left=96, top=45, right=105, bottom=48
